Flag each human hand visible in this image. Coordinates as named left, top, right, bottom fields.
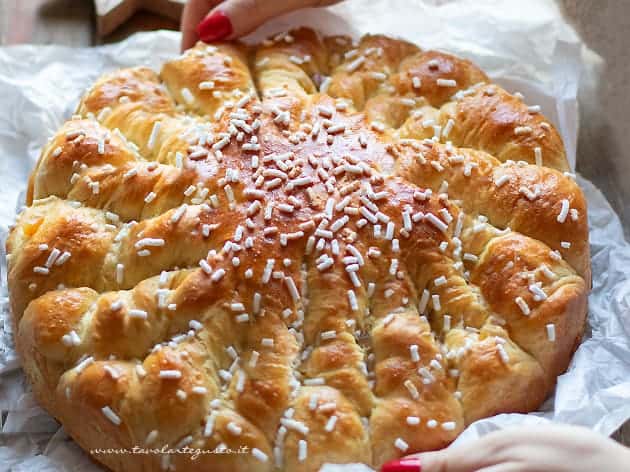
left=181, top=0, right=343, bottom=50
left=381, top=425, right=630, bottom=472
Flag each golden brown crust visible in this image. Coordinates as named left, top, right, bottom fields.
left=7, top=27, right=589, bottom=471
left=440, top=84, right=568, bottom=170
left=161, top=41, right=255, bottom=120
left=326, top=34, right=420, bottom=111
left=392, top=140, right=590, bottom=279
left=392, top=50, right=489, bottom=107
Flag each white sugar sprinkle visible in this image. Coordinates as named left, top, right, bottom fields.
left=514, top=126, right=533, bottom=135
left=110, top=300, right=123, bottom=311
left=515, top=296, right=531, bottom=316
left=159, top=370, right=182, bottom=379
left=252, top=448, right=268, bottom=463
left=425, top=213, right=448, bottom=232
left=443, top=315, right=451, bottom=331
left=253, top=293, right=262, bottom=314
left=557, top=199, right=570, bottom=223
left=497, top=344, right=510, bottom=363
left=148, top=122, right=161, bottom=150
left=303, top=377, right=325, bottom=386
left=546, top=323, right=556, bottom=342
left=281, top=418, right=309, bottom=436
left=346, top=56, right=365, bottom=72
left=226, top=345, right=238, bottom=360
left=529, top=283, right=548, bottom=301
left=204, top=412, right=217, bottom=437
left=128, top=309, right=148, bottom=319
left=325, top=415, right=338, bottom=432
left=74, top=356, right=94, bottom=373
left=285, top=277, right=300, bottom=302
left=171, top=204, right=187, bottom=223
left=394, top=437, right=409, bottom=452
left=419, top=289, right=430, bottom=314
left=235, top=370, right=246, bottom=392
left=192, top=386, right=207, bottom=395
left=211, top=269, right=226, bottom=282
left=404, top=379, right=419, bottom=400
left=101, top=406, right=121, bottom=425
left=348, top=290, right=359, bottom=311
left=249, top=351, right=260, bottom=368
left=437, top=78, right=457, bottom=87
left=298, top=439, right=308, bottom=462
left=145, top=430, right=158, bottom=445
left=406, top=416, right=420, bottom=425
left=410, top=344, right=420, bottom=362
left=227, top=421, right=242, bottom=436
left=434, top=275, right=447, bottom=286
left=432, top=294, right=441, bottom=311
left=321, top=330, right=337, bottom=340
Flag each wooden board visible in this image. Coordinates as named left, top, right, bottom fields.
left=94, top=0, right=186, bottom=37
left=0, top=0, right=94, bottom=45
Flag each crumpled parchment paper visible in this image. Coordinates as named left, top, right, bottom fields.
left=1, top=1, right=629, bottom=471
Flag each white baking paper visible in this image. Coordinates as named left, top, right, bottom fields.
left=1, top=1, right=629, bottom=471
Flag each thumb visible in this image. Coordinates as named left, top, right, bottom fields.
left=197, top=0, right=341, bottom=42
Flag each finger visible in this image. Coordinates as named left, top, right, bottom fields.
left=197, top=0, right=342, bottom=42
left=381, top=451, right=519, bottom=472
left=380, top=457, right=422, bottom=472
left=181, top=0, right=223, bottom=51
left=391, top=432, right=509, bottom=472
left=380, top=449, right=473, bottom=472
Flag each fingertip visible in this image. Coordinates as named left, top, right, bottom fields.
left=180, top=0, right=226, bottom=47
left=381, top=457, right=422, bottom=472
left=197, top=10, right=234, bottom=43
left=208, top=0, right=310, bottom=41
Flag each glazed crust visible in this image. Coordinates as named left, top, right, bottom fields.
left=7, top=27, right=589, bottom=471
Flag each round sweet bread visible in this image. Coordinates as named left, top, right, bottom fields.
left=6, top=27, right=589, bottom=471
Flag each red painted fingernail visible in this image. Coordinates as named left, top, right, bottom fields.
left=381, top=457, right=422, bottom=472
left=196, top=11, right=233, bottom=43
